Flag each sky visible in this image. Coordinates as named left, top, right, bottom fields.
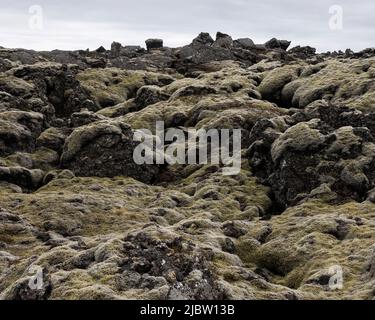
left=0, top=0, right=374, bottom=52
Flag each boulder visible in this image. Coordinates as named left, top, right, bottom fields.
left=176, top=33, right=234, bottom=71
left=95, top=46, right=106, bottom=54
left=192, top=32, right=214, bottom=46
left=265, top=38, right=291, bottom=51
left=248, top=104, right=375, bottom=208
left=120, top=231, right=226, bottom=300
left=234, top=38, right=256, bottom=50
left=0, top=271, right=52, bottom=300
left=0, top=166, right=44, bottom=190
left=0, top=58, right=13, bottom=72
left=134, top=85, right=170, bottom=109
left=83, top=57, right=106, bottom=68
left=258, top=65, right=302, bottom=104
left=10, top=62, right=90, bottom=117
left=288, top=46, right=317, bottom=59
left=213, top=32, right=233, bottom=49
left=60, top=120, right=160, bottom=183
left=110, top=41, right=122, bottom=58
left=145, top=39, right=163, bottom=51
left=70, top=109, right=106, bottom=127
left=0, top=111, right=44, bottom=156
left=36, top=127, right=72, bottom=152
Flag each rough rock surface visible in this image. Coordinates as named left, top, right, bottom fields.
left=248, top=102, right=375, bottom=209
left=1, top=33, right=375, bottom=300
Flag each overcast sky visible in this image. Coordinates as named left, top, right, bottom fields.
left=0, top=0, right=374, bottom=52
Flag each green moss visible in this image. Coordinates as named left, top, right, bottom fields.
left=77, top=68, right=174, bottom=109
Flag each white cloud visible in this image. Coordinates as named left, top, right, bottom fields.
left=0, top=0, right=373, bottom=52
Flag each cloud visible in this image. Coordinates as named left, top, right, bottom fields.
left=0, top=0, right=373, bottom=52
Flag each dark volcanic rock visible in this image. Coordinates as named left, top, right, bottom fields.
left=175, top=33, right=234, bottom=73
left=248, top=103, right=375, bottom=208
left=288, top=46, right=317, bottom=59
left=192, top=32, right=214, bottom=46
left=0, top=166, right=44, bottom=190
left=70, top=110, right=106, bottom=127
left=120, top=231, right=226, bottom=300
left=83, top=57, right=106, bottom=68
left=10, top=63, right=91, bottom=118
left=145, top=39, right=164, bottom=51
left=0, top=48, right=42, bottom=65
left=265, top=38, right=291, bottom=51
left=134, top=85, right=170, bottom=109
left=214, top=32, right=233, bottom=49
left=96, top=46, right=107, bottom=54
left=234, top=38, right=256, bottom=50
left=36, top=127, right=72, bottom=152
left=60, top=120, right=160, bottom=183
left=0, top=111, right=44, bottom=156
left=111, top=41, right=122, bottom=58
left=0, top=58, right=13, bottom=72
left=1, top=269, right=52, bottom=300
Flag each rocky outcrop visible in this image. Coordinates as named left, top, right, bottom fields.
left=145, top=39, right=164, bottom=51
left=60, top=120, right=159, bottom=183
left=265, top=38, right=291, bottom=51
left=288, top=46, right=317, bottom=59
left=134, top=85, right=170, bottom=109
left=0, top=111, right=45, bottom=156
left=0, top=166, right=44, bottom=190
left=248, top=103, right=375, bottom=208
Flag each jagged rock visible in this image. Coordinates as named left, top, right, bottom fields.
left=43, top=169, right=75, bottom=184
left=76, top=68, right=175, bottom=109
left=345, top=49, right=355, bottom=58
left=234, top=38, right=256, bottom=50
left=1, top=270, right=52, bottom=300
left=10, top=63, right=90, bottom=117
left=175, top=33, right=235, bottom=72
left=110, top=41, right=122, bottom=58
left=120, top=231, right=226, bottom=300
left=355, top=48, right=375, bottom=58
left=6, top=147, right=59, bottom=171
left=279, top=40, right=292, bottom=51
left=0, top=166, right=44, bottom=190
left=95, top=46, right=106, bottom=53
left=70, top=109, right=106, bottom=127
left=288, top=46, right=316, bottom=59
left=248, top=104, right=375, bottom=208
left=222, top=221, right=247, bottom=238
left=36, top=127, right=72, bottom=152
left=83, top=57, right=106, bottom=68
left=214, top=32, right=233, bottom=49
left=145, top=39, right=163, bottom=51
left=265, top=38, right=291, bottom=51
left=0, top=58, right=13, bottom=72
left=60, top=120, right=159, bottom=182
left=0, top=48, right=42, bottom=65
left=134, top=85, right=170, bottom=109
left=258, top=65, right=302, bottom=104
left=0, top=111, right=44, bottom=156
left=0, top=181, right=23, bottom=193
left=192, top=32, right=214, bottom=46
